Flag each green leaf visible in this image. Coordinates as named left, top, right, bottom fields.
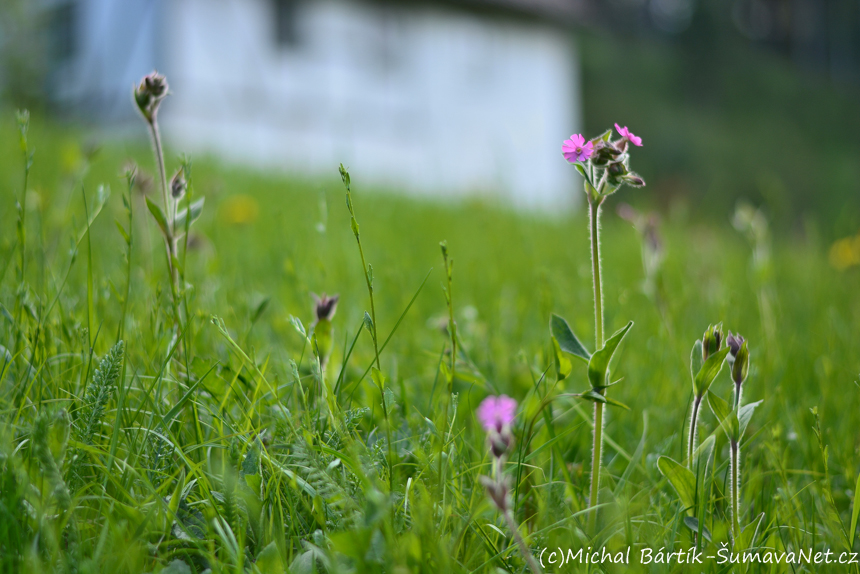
left=145, top=197, right=170, bottom=238
left=587, top=321, right=633, bottom=390
left=707, top=392, right=738, bottom=441
left=174, top=197, right=205, bottom=230
left=371, top=367, right=387, bottom=391
left=578, top=390, right=630, bottom=410
left=550, top=314, right=591, bottom=363
left=683, top=517, right=712, bottom=542
left=657, top=455, right=697, bottom=515
left=289, top=315, right=306, bottom=339
left=551, top=336, right=572, bottom=380
left=690, top=340, right=703, bottom=384
left=256, top=541, right=286, bottom=574
left=737, top=512, right=765, bottom=551
left=693, top=346, right=730, bottom=397
left=850, top=472, right=860, bottom=547
left=737, top=400, right=762, bottom=439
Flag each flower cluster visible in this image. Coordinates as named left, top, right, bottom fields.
left=562, top=124, right=645, bottom=202
left=134, top=71, right=169, bottom=123
left=476, top=395, right=517, bottom=512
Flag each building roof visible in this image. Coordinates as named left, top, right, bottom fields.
left=386, top=0, right=588, bottom=25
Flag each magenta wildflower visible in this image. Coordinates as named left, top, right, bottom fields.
left=614, top=123, right=642, bottom=147
left=562, top=134, right=594, bottom=163
left=477, top=395, right=517, bottom=433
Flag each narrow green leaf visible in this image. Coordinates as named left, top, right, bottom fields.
left=658, top=455, right=697, bottom=515
left=737, top=400, right=762, bottom=439
left=683, top=517, right=712, bottom=542
left=690, top=340, right=703, bottom=391
left=174, top=197, right=205, bottom=230
left=551, top=336, right=572, bottom=380
left=587, top=321, right=633, bottom=389
left=145, top=197, right=170, bottom=238
left=707, top=392, right=738, bottom=440
left=580, top=389, right=607, bottom=404
left=693, top=346, right=730, bottom=397
left=550, top=314, right=591, bottom=363
left=850, top=472, right=860, bottom=547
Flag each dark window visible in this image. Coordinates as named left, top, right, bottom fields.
left=49, top=2, right=77, bottom=62
left=274, top=0, right=301, bottom=48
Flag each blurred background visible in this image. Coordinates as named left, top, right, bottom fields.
left=1, top=0, right=859, bottom=237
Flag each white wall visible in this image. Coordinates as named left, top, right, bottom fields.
left=161, top=0, right=581, bottom=209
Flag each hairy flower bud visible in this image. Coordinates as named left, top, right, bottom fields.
left=589, top=140, right=623, bottom=167
left=731, top=340, right=749, bottom=385
left=170, top=170, right=186, bottom=199
left=313, top=293, right=339, bottom=323
left=480, top=474, right=510, bottom=512
left=134, top=71, right=169, bottom=122
left=726, top=332, right=745, bottom=362
left=702, top=323, right=723, bottom=361
left=488, top=427, right=514, bottom=459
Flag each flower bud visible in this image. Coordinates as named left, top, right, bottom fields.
left=480, top=475, right=510, bottom=512
left=488, top=427, right=514, bottom=459
left=622, top=172, right=646, bottom=187
left=731, top=340, right=749, bottom=386
left=170, top=170, right=186, bottom=199
left=589, top=140, right=623, bottom=167
left=702, top=323, right=723, bottom=361
left=313, top=293, right=339, bottom=323
left=134, top=71, right=169, bottom=122
left=725, top=332, right=745, bottom=362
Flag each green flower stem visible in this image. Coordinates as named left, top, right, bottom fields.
left=146, top=116, right=181, bottom=327
left=587, top=197, right=605, bottom=531
left=503, top=508, right=543, bottom=574
left=730, top=439, right=740, bottom=538
left=687, top=395, right=702, bottom=468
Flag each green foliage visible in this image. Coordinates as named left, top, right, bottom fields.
left=1, top=113, right=859, bottom=573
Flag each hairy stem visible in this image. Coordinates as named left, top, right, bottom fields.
left=146, top=116, right=181, bottom=327
left=503, top=509, right=543, bottom=574
left=730, top=439, right=740, bottom=538
left=687, top=395, right=702, bottom=468
left=587, top=198, right=605, bottom=531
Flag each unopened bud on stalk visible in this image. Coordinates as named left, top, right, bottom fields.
left=314, top=293, right=339, bottom=323
left=480, top=475, right=510, bottom=512
left=726, top=332, right=744, bottom=362
left=702, top=323, right=723, bottom=361
left=731, top=339, right=749, bottom=386
left=170, top=170, right=186, bottom=199
left=134, top=71, right=169, bottom=122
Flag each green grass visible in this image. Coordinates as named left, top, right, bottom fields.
left=2, top=111, right=860, bottom=573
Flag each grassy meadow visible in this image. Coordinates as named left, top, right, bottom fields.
left=1, top=111, right=860, bottom=573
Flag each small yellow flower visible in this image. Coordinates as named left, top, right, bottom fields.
left=218, top=194, right=259, bottom=225
left=829, top=234, right=860, bottom=270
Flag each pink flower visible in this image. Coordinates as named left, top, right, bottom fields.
left=477, top=395, right=517, bottom=433
left=615, top=123, right=642, bottom=147
left=562, top=134, right=594, bottom=163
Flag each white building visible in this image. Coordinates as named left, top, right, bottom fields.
left=48, top=0, right=583, bottom=209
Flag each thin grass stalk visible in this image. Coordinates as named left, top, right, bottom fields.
left=587, top=198, right=605, bottom=531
